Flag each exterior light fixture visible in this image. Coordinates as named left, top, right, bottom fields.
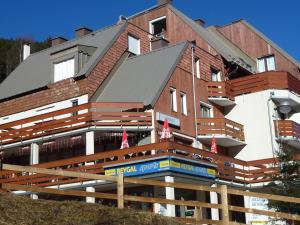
left=278, top=101, right=292, bottom=115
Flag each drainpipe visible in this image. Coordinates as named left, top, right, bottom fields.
left=267, top=91, right=276, bottom=159
left=191, top=44, right=198, bottom=147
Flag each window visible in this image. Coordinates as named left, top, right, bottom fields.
left=170, top=88, right=177, bottom=112
left=149, top=17, right=167, bottom=37
left=128, top=35, right=140, bottom=55
left=195, top=58, right=200, bottom=79
left=180, top=92, right=187, bottom=115
left=211, top=68, right=221, bottom=82
left=200, top=103, right=212, bottom=118
left=72, top=99, right=78, bottom=116
left=257, top=55, right=276, bottom=72
left=54, top=58, right=75, bottom=82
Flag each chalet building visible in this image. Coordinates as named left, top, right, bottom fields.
left=0, top=0, right=299, bottom=223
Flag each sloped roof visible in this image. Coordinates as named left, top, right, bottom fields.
left=0, top=22, right=126, bottom=101
left=94, top=41, right=188, bottom=106
left=167, top=5, right=256, bottom=73
left=239, top=20, right=300, bottom=68
left=206, top=26, right=256, bottom=72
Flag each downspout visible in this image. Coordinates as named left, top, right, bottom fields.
left=191, top=44, right=198, bottom=147
left=267, top=91, right=276, bottom=159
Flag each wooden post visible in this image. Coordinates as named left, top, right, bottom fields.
left=194, top=207, right=203, bottom=225
left=117, top=172, right=124, bottom=209
left=220, top=185, right=230, bottom=225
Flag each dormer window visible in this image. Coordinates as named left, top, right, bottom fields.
left=128, top=35, right=140, bottom=55
left=54, top=58, right=75, bottom=82
left=257, top=55, right=276, bottom=72
left=51, top=45, right=96, bottom=83
left=149, top=16, right=167, bottom=37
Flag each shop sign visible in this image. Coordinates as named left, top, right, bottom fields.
left=105, top=158, right=216, bottom=178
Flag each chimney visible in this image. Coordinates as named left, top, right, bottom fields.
left=157, top=0, right=173, bottom=5
left=194, top=18, right=205, bottom=27
left=151, top=36, right=169, bottom=51
left=51, top=37, right=68, bottom=47
left=75, top=27, right=93, bottom=38
left=23, top=43, right=30, bottom=61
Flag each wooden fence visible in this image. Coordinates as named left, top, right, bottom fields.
left=275, top=120, right=300, bottom=139
left=0, top=141, right=280, bottom=187
left=207, top=81, right=235, bottom=101
left=228, top=71, right=300, bottom=96
left=1, top=163, right=300, bottom=225
left=0, top=102, right=152, bottom=146
left=197, top=118, right=245, bottom=142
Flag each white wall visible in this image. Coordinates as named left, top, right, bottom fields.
left=226, top=90, right=278, bottom=161
left=0, top=94, right=88, bottom=125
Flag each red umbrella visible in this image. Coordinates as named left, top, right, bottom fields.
left=120, top=130, right=129, bottom=149
left=211, top=135, right=218, bottom=154
left=161, top=119, right=171, bottom=139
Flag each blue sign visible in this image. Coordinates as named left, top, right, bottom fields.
left=156, top=112, right=180, bottom=127
left=105, top=158, right=216, bottom=179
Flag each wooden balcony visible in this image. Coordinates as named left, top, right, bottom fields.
left=275, top=120, right=300, bottom=149
left=207, top=81, right=235, bottom=107
left=0, top=141, right=280, bottom=186
left=229, top=71, right=300, bottom=96
left=197, top=118, right=245, bottom=147
left=0, top=102, right=152, bottom=147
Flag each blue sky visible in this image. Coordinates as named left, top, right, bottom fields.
left=1, top=0, right=299, bottom=62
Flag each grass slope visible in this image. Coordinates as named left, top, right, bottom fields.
left=0, top=194, right=183, bottom=225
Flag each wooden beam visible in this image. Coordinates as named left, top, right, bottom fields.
left=227, top=188, right=300, bottom=204
left=229, top=205, right=300, bottom=221
left=124, top=195, right=222, bottom=209
left=124, top=177, right=220, bottom=193
left=3, top=183, right=118, bottom=200
left=2, top=164, right=117, bottom=182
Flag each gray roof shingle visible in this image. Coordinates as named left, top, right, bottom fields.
left=0, top=22, right=126, bottom=101
left=94, top=41, right=188, bottom=106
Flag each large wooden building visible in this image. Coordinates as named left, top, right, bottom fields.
left=0, top=0, right=299, bottom=223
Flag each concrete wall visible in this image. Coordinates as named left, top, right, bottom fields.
left=226, top=90, right=278, bottom=161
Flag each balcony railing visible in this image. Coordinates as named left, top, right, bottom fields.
left=0, top=141, right=279, bottom=186
left=229, top=71, right=300, bottom=96
left=197, top=118, right=245, bottom=142
left=275, top=120, right=300, bottom=139
left=0, top=102, right=152, bottom=146
left=207, top=81, right=234, bottom=101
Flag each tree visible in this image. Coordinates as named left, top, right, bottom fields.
left=0, top=37, right=51, bottom=83
left=268, top=144, right=300, bottom=224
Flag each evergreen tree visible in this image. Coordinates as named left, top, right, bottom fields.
left=268, top=144, right=300, bottom=224
left=0, top=37, right=51, bottom=83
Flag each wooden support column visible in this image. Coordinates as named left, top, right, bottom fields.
left=220, top=185, right=230, bottom=225
left=195, top=207, right=203, bottom=225
left=117, top=173, right=124, bottom=209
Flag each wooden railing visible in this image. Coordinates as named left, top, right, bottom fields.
left=0, top=102, right=152, bottom=146
left=197, top=118, right=245, bottom=142
left=2, top=164, right=300, bottom=225
left=229, top=71, right=300, bottom=96
left=207, top=81, right=235, bottom=101
left=275, top=120, right=300, bottom=139
left=0, top=141, right=279, bottom=186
